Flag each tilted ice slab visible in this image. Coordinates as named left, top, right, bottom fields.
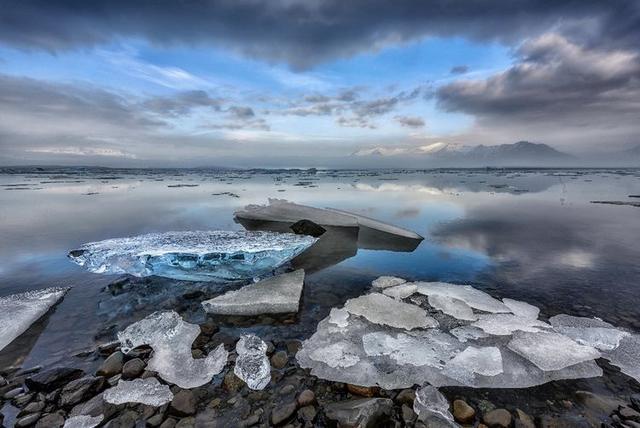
left=549, top=314, right=629, bottom=351
left=235, top=199, right=423, bottom=240
left=503, top=298, right=540, bottom=319
left=63, top=415, right=104, bottom=428
left=443, top=346, right=503, bottom=385
left=508, top=331, right=601, bottom=371
left=104, top=378, right=173, bottom=406
left=414, top=385, right=458, bottom=427
left=372, top=276, right=407, bottom=290
left=0, top=287, right=69, bottom=352
left=429, top=295, right=476, bottom=321
left=234, top=334, right=271, bottom=390
left=450, top=326, right=490, bottom=343
left=202, top=269, right=305, bottom=315
left=414, top=282, right=511, bottom=314
left=118, top=311, right=228, bottom=388
left=382, top=283, right=417, bottom=300
left=69, top=230, right=316, bottom=281
left=344, top=293, right=438, bottom=330
left=603, top=333, right=640, bottom=383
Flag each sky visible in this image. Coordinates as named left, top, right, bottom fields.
left=0, top=1, right=639, bottom=167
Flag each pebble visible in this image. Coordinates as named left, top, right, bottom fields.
left=346, top=384, right=378, bottom=397
left=35, top=412, right=65, bottom=428
left=298, top=405, right=317, bottom=422
left=20, top=400, right=45, bottom=415
left=170, top=390, right=197, bottom=416
left=58, top=376, right=105, bottom=408
left=4, top=387, right=23, bottom=399
left=401, top=404, right=416, bottom=423
left=15, top=413, right=41, bottom=427
left=620, top=406, right=640, bottom=422
left=453, top=399, right=475, bottom=424
left=270, top=401, right=297, bottom=425
left=484, top=409, right=513, bottom=428
left=279, top=384, right=295, bottom=395
left=223, top=371, right=244, bottom=393
left=297, top=389, right=315, bottom=407
left=147, top=414, right=165, bottom=427
left=515, top=408, right=535, bottom=428
left=175, top=417, right=195, bottom=428
left=160, top=418, right=178, bottom=428
left=394, top=388, right=415, bottom=406
left=121, top=358, right=146, bottom=379
left=96, top=351, right=124, bottom=377
left=270, top=351, right=288, bottom=369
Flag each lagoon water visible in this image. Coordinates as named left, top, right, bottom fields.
left=1, top=167, right=639, bottom=417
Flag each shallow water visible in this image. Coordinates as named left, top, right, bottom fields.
left=1, top=167, right=639, bottom=415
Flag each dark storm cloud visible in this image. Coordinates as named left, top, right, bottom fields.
left=143, top=90, right=222, bottom=116
left=395, top=116, right=425, bottom=128
left=1, top=1, right=638, bottom=69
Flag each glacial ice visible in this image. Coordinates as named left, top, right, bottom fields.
left=0, top=287, right=69, bottom=352
left=450, top=326, right=490, bottom=343
left=503, top=298, right=540, bottom=319
left=413, top=385, right=458, bottom=427
left=69, top=230, right=317, bottom=281
left=309, top=341, right=361, bottom=368
left=472, top=313, right=550, bottom=335
left=443, top=346, right=503, bottom=384
left=603, top=333, right=640, bottom=383
left=202, top=269, right=305, bottom=315
left=362, top=330, right=462, bottom=367
left=118, top=311, right=228, bottom=388
left=508, top=331, right=601, bottom=371
left=549, top=314, right=629, bottom=351
left=371, top=276, right=407, bottom=290
left=414, top=282, right=511, bottom=313
left=103, top=378, right=173, bottom=406
left=382, top=283, right=417, bottom=300
left=63, top=415, right=104, bottom=428
left=428, top=295, right=477, bottom=321
left=328, top=308, right=350, bottom=328
left=344, top=293, right=439, bottom=330
left=234, top=334, right=271, bottom=390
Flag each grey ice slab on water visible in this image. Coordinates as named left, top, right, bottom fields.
left=202, top=269, right=305, bottom=315
left=63, top=415, right=104, bottom=428
left=103, top=378, right=173, bottom=406
left=549, top=314, right=629, bottom=351
left=382, top=283, right=417, bottom=300
left=371, top=276, right=407, bottom=290
left=344, top=293, right=439, bottom=330
left=234, top=334, right=271, bottom=390
left=472, top=313, right=550, bottom=335
left=118, top=311, right=228, bottom=388
left=414, top=282, right=511, bottom=313
left=68, top=230, right=316, bottom=281
left=507, top=331, right=601, bottom=371
left=0, top=287, right=69, bottom=352
left=428, top=295, right=477, bottom=321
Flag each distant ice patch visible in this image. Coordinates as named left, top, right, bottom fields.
left=69, top=230, right=317, bottom=281
left=118, top=311, right=228, bottom=388
left=0, top=287, right=69, bottom=352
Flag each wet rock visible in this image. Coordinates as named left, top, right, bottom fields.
left=59, top=376, right=106, bottom=408
left=394, top=389, right=416, bottom=406
left=103, top=409, right=140, bottom=427
left=0, top=375, right=6, bottom=387
left=271, top=351, right=289, bottom=369
left=4, top=387, right=23, bottom=399
left=121, top=358, right=146, bottom=379
left=271, top=401, right=297, bottom=425
left=25, top=368, right=84, bottom=392
left=170, top=390, right=197, bottom=417
left=298, top=405, right=317, bottom=423
left=96, top=352, right=124, bottom=377
left=15, top=413, right=41, bottom=427
left=199, top=322, right=218, bottom=337
left=13, top=392, right=35, bottom=407
left=160, top=419, right=178, bottom=428
left=539, top=415, right=591, bottom=428
left=279, top=384, right=295, bottom=396
left=0, top=412, right=3, bottom=427
left=20, top=400, right=45, bottom=415
left=69, top=391, right=117, bottom=420
left=325, top=398, right=393, bottom=428
left=402, top=404, right=417, bottom=423
left=631, top=394, right=640, bottom=411
left=575, top=390, right=625, bottom=424
left=290, top=219, right=326, bottom=237
left=346, top=384, right=379, bottom=397
left=175, top=417, right=195, bottom=428
left=453, top=399, right=475, bottom=424
left=620, top=407, right=640, bottom=422
left=147, top=414, right=165, bottom=427
left=223, top=371, right=244, bottom=393
left=514, top=409, right=535, bottom=428
left=34, top=412, right=65, bottom=428
left=297, top=389, right=315, bottom=407
left=483, top=409, right=512, bottom=428
left=285, top=340, right=302, bottom=355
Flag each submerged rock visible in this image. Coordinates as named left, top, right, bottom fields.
left=234, top=334, right=271, bottom=390
left=202, top=269, right=305, bottom=315
left=118, top=311, right=228, bottom=388
left=103, top=378, right=173, bottom=406
left=0, top=287, right=69, bottom=351
left=68, top=230, right=316, bottom=281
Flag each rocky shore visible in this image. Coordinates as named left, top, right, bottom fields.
left=2, top=320, right=639, bottom=428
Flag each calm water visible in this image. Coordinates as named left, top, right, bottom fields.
left=1, top=167, right=639, bottom=411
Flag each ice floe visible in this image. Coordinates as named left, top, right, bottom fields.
left=63, top=415, right=103, bottom=428
left=202, top=269, right=305, bottom=315
left=382, top=283, right=417, bottom=300
left=103, top=378, right=173, bottom=406
left=234, top=334, right=271, bottom=390
left=344, top=293, right=438, bottom=330
left=428, top=295, right=477, bottom=321
left=118, top=311, right=228, bottom=388
left=0, top=287, right=69, bottom=352
left=371, top=276, right=407, bottom=290
left=297, top=279, right=616, bottom=389
left=69, top=230, right=316, bottom=281
left=549, top=314, right=629, bottom=351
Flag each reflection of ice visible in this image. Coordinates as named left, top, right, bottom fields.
left=69, top=230, right=316, bottom=281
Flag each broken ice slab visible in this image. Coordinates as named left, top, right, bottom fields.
left=63, top=415, right=104, bottom=428
left=344, top=293, right=439, bottom=330
left=549, top=314, right=629, bottom=351
left=507, top=331, right=601, bottom=371
left=0, top=287, right=69, bottom=352
left=328, top=308, right=350, bottom=328
left=443, top=346, right=503, bottom=384
left=502, top=298, right=540, bottom=320
left=362, top=330, right=462, bottom=367
left=371, top=276, right=407, bottom=290
left=428, top=295, right=477, bottom=321
left=382, top=283, right=417, bottom=300
left=234, top=199, right=423, bottom=249
left=234, top=334, right=271, bottom=390
left=414, top=282, right=511, bottom=313
left=602, top=333, right=640, bottom=383
left=103, top=378, right=173, bottom=406
left=449, top=326, right=490, bottom=343
left=202, top=269, right=305, bottom=315
left=118, top=311, right=228, bottom=388
left=68, top=230, right=316, bottom=281
left=413, top=385, right=458, bottom=427
left=472, top=313, right=550, bottom=335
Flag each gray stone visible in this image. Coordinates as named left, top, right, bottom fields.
left=4, top=387, right=23, bottom=399
left=20, top=400, right=45, bottom=415
left=631, top=394, right=640, bottom=411
left=270, top=401, right=297, bottom=426
left=34, top=412, right=65, bottom=428
left=620, top=407, right=640, bottom=422
left=297, top=389, right=315, bottom=407
left=402, top=404, right=417, bottom=423
left=69, top=392, right=117, bottom=420
left=96, top=352, right=124, bottom=377
left=515, top=409, right=535, bottom=428
left=270, top=351, right=288, bottom=369
left=324, top=398, right=394, bottom=428
left=26, top=368, right=84, bottom=392
left=15, top=413, right=41, bottom=427
left=121, top=358, right=146, bottom=379
left=175, top=417, right=195, bottom=428
left=394, top=389, right=415, bottom=406
left=59, top=376, right=105, bottom=408
left=298, top=405, right=317, bottom=423
left=159, top=419, right=178, bottom=428
left=170, top=390, right=196, bottom=417
left=147, top=414, right=165, bottom=427
left=483, top=409, right=512, bottom=428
